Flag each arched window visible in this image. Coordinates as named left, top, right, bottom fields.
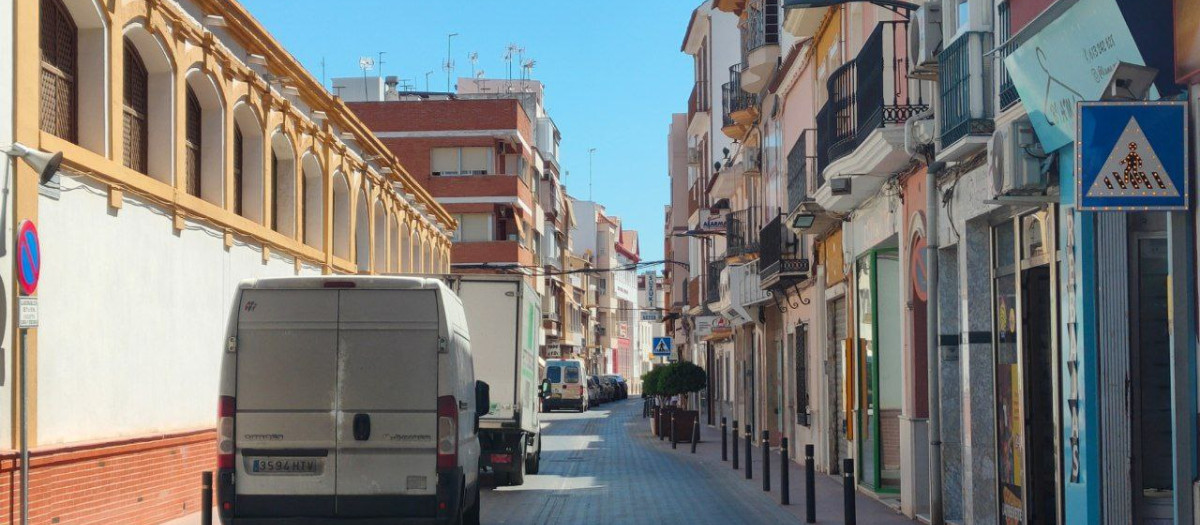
left=269, top=132, right=296, bottom=237
left=332, top=172, right=351, bottom=259
left=373, top=201, right=387, bottom=272
left=390, top=216, right=401, bottom=272
left=122, top=37, right=149, bottom=173
left=399, top=221, right=411, bottom=272
left=185, top=86, right=201, bottom=196
left=40, top=0, right=78, bottom=142
left=301, top=153, right=324, bottom=249
left=355, top=189, right=371, bottom=269
left=232, top=105, right=264, bottom=222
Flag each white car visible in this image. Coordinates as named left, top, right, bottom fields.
left=216, top=276, right=487, bottom=524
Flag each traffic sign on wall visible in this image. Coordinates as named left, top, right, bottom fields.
left=16, top=220, right=40, bottom=295
left=1076, top=101, right=1188, bottom=211
left=651, top=337, right=673, bottom=357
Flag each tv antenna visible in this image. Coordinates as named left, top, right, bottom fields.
left=468, top=52, right=479, bottom=78
left=358, top=56, right=375, bottom=100
left=376, top=51, right=387, bottom=78
left=504, top=43, right=524, bottom=90
left=588, top=148, right=597, bottom=201
left=424, top=70, right=435, bottom=92
left=444, top=33, right=458, bottom=92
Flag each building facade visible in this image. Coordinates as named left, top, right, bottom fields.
left=666, top=0, right=1197, bottom=523
left=9, top=0, right=454, bottom=523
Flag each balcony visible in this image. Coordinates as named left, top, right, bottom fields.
left=814, top=21, right=929, bottom=214
left=452, top=240, right=536, bottom=267
left=721, top=64, right=758, bottom=141
left=786, top=129, right=817, bottom=213
left=688, top=80, right=711, bottom=126
left=938, top=31, right=995, bottom=161
left=426, top=173, right=534, bottom=212
left=782, top=0, right=830, bottom=38
left=688, top=277, right=701, bottom=310
left=740, top=0, right=781, bottom=93
left=707, top=260, right=726, bottom=305
left=758, top=215, right=810, bottom=289
left=996, top=3, right=1020, bottom=112
left=726, top=207, right=762, bottom=262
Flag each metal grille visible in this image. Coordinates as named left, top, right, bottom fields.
left=996, top=2, right=1021, bottom=110
left=185, top=88, right=202, bottom=196
left=786, top=130, right=815, bottom=212
left=233, top=126, right=244, bottom=215
left=39, top=0, right=77, bottom=142
left=123, top=39, right=149, bottom=173
left=939, top=32, right=995, bottom=146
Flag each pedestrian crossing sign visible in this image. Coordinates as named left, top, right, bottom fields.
left=651, top=337, right=673, bottom=357
left=1077, top=101, right=1188, bottom=211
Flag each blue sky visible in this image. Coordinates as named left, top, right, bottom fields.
left=240, top=0, right=698, bottom=262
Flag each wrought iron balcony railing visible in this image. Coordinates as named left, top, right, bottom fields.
left=726, top=206, right=762, bottom=258
left=707, top=260, right=726, bottom=304
left=996, top=3, right=1020, bottom=111
left=741, top=0, right=780, bottom=57
left=819, top=21, right=928, bottom=166
left=940, top=31, right=995, bottom=146
left=758, top=214, right=810, bottom=287
left=787, top=129, right=816, bottom=212
left=722, top=63, right=756, bottom=127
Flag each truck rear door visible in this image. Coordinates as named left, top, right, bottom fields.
left=234, top=289, right=339, bottom=516
left=335, top=289, right=441, bottom=517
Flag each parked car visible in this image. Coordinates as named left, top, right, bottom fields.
left=543, top=359, right=588, bottom=412
left=217, top=276, right=487, bottom=525
left=603, top=375, right=628, bottom=400
left=587, top=375, right=604, bottom=404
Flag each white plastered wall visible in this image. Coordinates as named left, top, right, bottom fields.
left=36, top=177, right=319, bottom=446
left=0, top=0, right=15, bottom=448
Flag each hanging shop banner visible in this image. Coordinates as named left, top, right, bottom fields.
left=1076, top=101, right=1188, bottom=211
left=1004, top=0, right=1152, bottom=152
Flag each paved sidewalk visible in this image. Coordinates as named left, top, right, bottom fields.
left=641, top=408, right=915, bottom=524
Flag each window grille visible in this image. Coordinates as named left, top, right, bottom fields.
left=39, top=0, right=78, bottom=142
left=185, top=88, right=202, bottom=196
left=123, top=39, right=149, bottom=173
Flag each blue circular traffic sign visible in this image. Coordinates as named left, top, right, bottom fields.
left=17, top=220, right=40, bottom=295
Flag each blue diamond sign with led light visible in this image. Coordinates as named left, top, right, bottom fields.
left=1076, top=101, right=1189, bottom=211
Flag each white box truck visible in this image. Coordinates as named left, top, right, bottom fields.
left=445, top=275, right=542, bottom=486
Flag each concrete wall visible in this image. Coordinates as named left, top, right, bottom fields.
left=36, top=178, right=319, bottom=445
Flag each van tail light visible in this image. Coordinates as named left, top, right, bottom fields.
left=436, top=395, right=458, bottom=469
left=217, top=396, right=236, bottom=469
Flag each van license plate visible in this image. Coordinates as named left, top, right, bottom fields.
left=249, top=458, right=323, bottom=475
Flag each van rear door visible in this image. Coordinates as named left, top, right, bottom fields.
left=335, top=289, right=441, bottom=517
left=234, top=289, right=339, bottom=516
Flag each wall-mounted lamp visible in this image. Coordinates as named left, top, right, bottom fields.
left=5, top=143, right=63, bottom=185
left=1101, top=62, right=1158, bottom=101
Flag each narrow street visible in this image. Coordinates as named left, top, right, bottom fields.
left=482, top=400, right=913, bottom=524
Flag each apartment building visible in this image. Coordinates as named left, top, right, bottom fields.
left=669, top=0, right=1197, bottom=523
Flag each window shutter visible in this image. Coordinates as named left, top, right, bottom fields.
left=123, top=39, right=149, bottom=173
left=39, top=0, right=77, bottom=142
left=430, top=148, right=459, bottom=176
left=461, top=148, right=491, bottom=174
left=185, top=88, right=202, bottom=196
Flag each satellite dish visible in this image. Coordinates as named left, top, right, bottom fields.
left=358, top=57, right=375, bottom=71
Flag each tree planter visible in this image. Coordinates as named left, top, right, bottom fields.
left=649, top=407, right=660, bottom=436
left=656, top=407, right=679, bottom=438
left=672, top=410, right=700, bottom=443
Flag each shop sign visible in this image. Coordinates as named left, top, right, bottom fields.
left=1077, top=101, right=1188, bottom=211
left=701, top=213, right=727, bottom=232
left=694, top=315, right=718, bottom=337
left=1005, top=0, right=1152, bottom=152
left=640, top=311, right=662, bottom=321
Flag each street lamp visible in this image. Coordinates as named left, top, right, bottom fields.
left=5, top=142, right=62, bottom=184
left=787, top=201, right=844, bottom=233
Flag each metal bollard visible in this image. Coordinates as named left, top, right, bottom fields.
left=732, top=420, right=739, bottom=470
left=201, top=471, right=213, bottom=525
left=843, top=458, right=856, bottom=525
left=671, top=413, right=677, bottom=449
left=744, top=424, right=752, bottom=480
left=691, top=417, right=700, bottom=453
left=762, top=431, right=770, bottom=492
left=780, top=437, right=790, bottom=506
left=721, top=417, right=728, bottom=462
left=804, top=444, right=815, bottom=522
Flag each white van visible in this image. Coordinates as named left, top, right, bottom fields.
left=542, top=359, right=588, bottom=412
left=216, top=276, right=488, bottom=525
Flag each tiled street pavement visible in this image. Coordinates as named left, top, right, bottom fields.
left=480, top=399, right=915, bottom=524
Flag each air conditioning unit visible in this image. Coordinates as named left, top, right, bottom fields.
left=829, top=177, right=852, bottom=195
left=989, top=119, right=1046, bottom=196
left=908, top=1, right=943, bottom=80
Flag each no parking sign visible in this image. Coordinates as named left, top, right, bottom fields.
left=17, top=220, right=40, bottom=296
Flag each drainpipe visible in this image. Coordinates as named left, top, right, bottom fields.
left=906, top=108, right=943, bottom=524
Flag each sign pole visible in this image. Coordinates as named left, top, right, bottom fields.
left=19, top=327, right=27, bottom=525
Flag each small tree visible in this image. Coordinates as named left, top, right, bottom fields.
left=641, top=365, right=667, bottom=405
left=659, top=361, right=707, bottom=410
